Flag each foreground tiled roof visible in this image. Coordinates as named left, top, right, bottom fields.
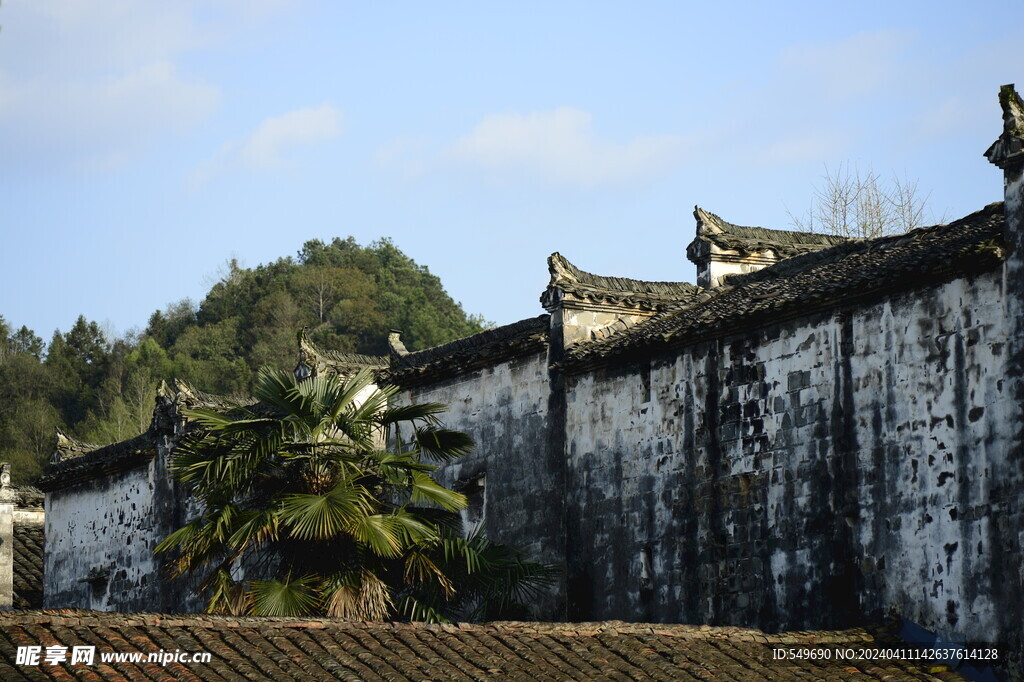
left=687, top=207, right=850, bottom=260
left=386, top=315, right=550, bottom=387
left=12, top=522, right=44, bottom=609
left=0, top=611, right=968, bottom=681
left=542, top=253, right=700, bottom=312
left=566, top=203, right=1006, bottom=372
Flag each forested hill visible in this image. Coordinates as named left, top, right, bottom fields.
left=0, top=237, right=488, bottom=484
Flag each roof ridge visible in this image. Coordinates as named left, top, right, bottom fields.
left=569, top=203, right=1006, bottom=371
left=395, top=315, right=549, bottom=368
left=297, top=328, right=388, bottom=371
left=0, top=609, right=887, bottom=641
left=159, top=378, right=256, bottom=409
left=694, top=206, right=852, bottom=246
left=387, top=315, right=550, bottom=386
left=547, top=252, right=698, bottom=297
left=53, top=427, right=102, bottom=460
left=726, top=201, right=1004, bottom=287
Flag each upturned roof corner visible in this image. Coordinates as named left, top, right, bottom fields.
left=51, top=427, right=100, bottom=465
left=693, top=206, right=725, bottom=236
left=687, top=207, right=849, bottom=264
left=541, top=252, right=698, bottom=312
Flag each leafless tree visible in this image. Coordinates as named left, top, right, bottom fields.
left=789, top=164, right=943, bottom=239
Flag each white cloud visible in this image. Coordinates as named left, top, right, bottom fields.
left=1, top=61, right=220, bottom=171
left=0, top=1, right=295, bottom=172
left=188, top=105, right=342, bottom=187
left=447, top=108, right=691, bottom=188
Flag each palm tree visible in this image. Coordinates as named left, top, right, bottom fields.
left=156, top=366, right=551, bottom=621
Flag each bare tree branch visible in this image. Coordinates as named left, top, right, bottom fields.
left=794, top=163, right=936, bottom=239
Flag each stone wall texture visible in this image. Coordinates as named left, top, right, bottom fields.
left=43, top=436, right=201, bottom=614
left=561, top=271, right=1020, bottom=647
left=394, top=349, right=566, bottom=611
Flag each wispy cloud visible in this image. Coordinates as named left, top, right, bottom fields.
left=446, top=108, right=691, bottom=188
left=0, top=2, right=226, bottom=171
left=0, top=1, right=306, bottom=173
left=188, top=105, right=343, bottom=187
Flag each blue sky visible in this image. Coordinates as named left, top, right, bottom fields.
left=1, top=1, right=1020, bottom=341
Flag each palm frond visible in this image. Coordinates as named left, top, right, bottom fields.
left=279, top=484, right=375, bottom=541
left=249, top=574, right=320, bottom=616
left=355, top=570, right=395, bottom=621
left=324, top=583, right=361, bottom=620
left=414, top=426, right=475, bottom=462
left=396, top=595, right=449, bottom=624
left=349, top=513, right=404, bottom=558
left=207, top=569, right=252, bottom=616
left=228, top=509, right=281, bottom=549
left=408, top=471, right=468, bottom=511
left=324, top=368, right=377, bottom=423
left=252, top=367, right=307, bottom=417
left=404, top=551, right=455, bottom=597
left=181, top=407, right=278, bottom=435
left=377, top=402, right=447, bottom=426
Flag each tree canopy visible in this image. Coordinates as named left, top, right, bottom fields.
left=0, top=238, right=488, bottom=484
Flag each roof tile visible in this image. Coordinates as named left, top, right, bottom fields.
left=543, top=252, right=700, bottom=312
left=567, top=203, right=1006, bottom=371
left=12, top=522, right=44, bottom=609
left=0, top=611, right=974, bottom=681
left=385, top=315, right=550, bottom=387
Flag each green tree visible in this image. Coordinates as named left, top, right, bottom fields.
left=9, top=325, right=44, bottom=358
left=156, top=368, right=550, bottom=621
left=297, top=237, right=489, bottom=353
left=145, top=299, right=197, bottom=349
left=168, top=318, right=252, bottom=395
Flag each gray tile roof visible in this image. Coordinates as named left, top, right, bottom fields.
left=386, top=315, right=550, bottom=387
left=297, top=329, right=389, bottom=377
left=567, top=203, right=1006, bottom=372
left=37, top=380, right=254, bottom=492
left=37, top=430, right=157, bottom=492
left=12, top=522, right=44, bottom=609
left=542, top=252, right=700, bottom=311
left=687, top=206, right=851, bottom=261
left=0, top=611, right=969, bottom=681
left=9, top=485, right=42, bottom=510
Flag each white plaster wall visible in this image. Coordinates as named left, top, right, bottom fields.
left=850, top=272, right=1011, bottom=641
left=395, top=350, right=563, bottom=614
left=564, top=268, right=1015, bottom=646
left=44, top=462, right=164, bottom=611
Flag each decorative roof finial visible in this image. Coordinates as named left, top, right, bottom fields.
left=388, top=330, right=409, bottom=358
left=985, top=84, right=1024, bottom=171
left=0, top=462, right=14, bottom=502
